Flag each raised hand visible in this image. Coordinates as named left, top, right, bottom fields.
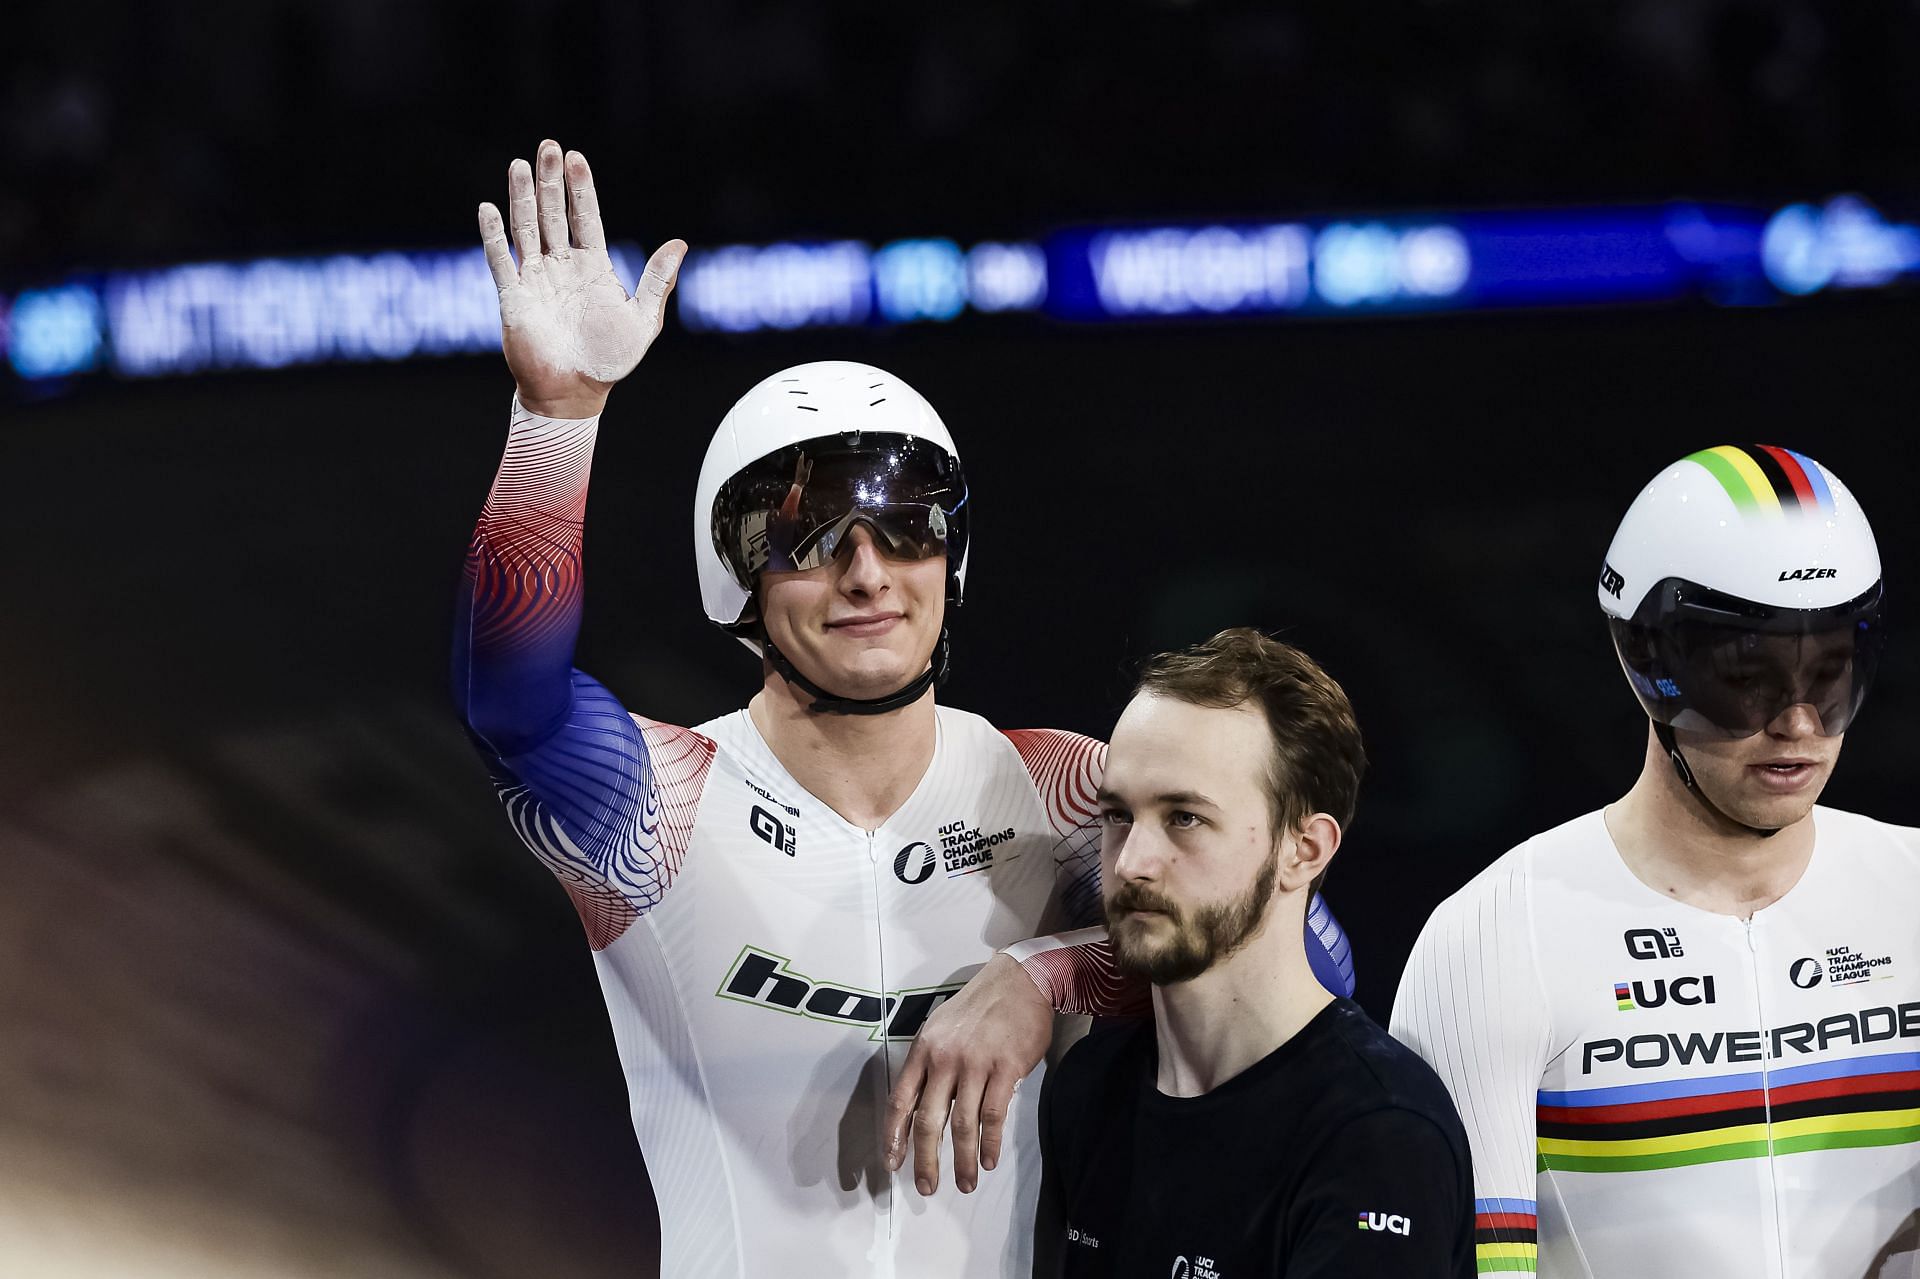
left=478, top=139, right=685, bottom=419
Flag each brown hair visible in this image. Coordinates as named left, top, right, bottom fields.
left=1132, top=628, right=1367, bottom=887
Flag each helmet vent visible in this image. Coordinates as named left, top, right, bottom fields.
left=870, top=397, right=887, bottom=406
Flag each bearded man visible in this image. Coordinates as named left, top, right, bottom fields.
left=1034, top=629, right=1473, bottom=1278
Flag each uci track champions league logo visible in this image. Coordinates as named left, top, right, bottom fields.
left=1793, top=943, right=1895, bottom=989
left=1580, top=924, right=1908, bottom=1074
left=893, top=815, right=1020, bottom=885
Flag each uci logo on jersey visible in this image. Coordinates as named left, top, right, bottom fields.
left=1613, top=976, right=1716, bottom=1010
left=1356, top=1212, right=1411, bottom=1236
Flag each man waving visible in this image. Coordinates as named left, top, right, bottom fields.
left=454, top=139, right=1353, bottom=1277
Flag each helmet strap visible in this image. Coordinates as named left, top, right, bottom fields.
left=764, top=629, right=951, bottom=716
left=1651, top=721, right=1782, bottom=839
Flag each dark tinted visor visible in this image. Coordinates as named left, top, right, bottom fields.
left=1610, top=579, right=1885, bottom=738
left=711, top=433, right=968, bottom=587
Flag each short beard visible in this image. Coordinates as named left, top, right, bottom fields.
left=1104, top=853, right=1279, bottom=985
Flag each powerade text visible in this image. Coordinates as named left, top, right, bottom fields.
left=1583, top=1000, right=1920, bottom=1073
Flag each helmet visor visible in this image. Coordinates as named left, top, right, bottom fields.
left=711, top=433, right=968, bottom=588
left=1610, top=580, right=1885, bottom=738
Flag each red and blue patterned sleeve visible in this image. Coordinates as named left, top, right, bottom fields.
left=1001, top=729, right=1108, bottom=931
left=454, top=400, right=713, bottom=950
left=1000, top=728, right=1356, bottom=1014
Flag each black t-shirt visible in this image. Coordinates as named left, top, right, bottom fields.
left=1036, top=998, right=1474, bottom=1279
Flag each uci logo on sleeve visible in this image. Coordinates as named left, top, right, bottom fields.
left=1356, top=1211, right=1412, bottom=1236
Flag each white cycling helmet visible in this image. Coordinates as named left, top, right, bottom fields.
left=1600, top=443, right=1884, bottom=752
left=693, top=361, right=970, bottom=713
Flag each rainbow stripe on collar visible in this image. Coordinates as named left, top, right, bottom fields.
left=1685, top=444, right=1834, bottom=516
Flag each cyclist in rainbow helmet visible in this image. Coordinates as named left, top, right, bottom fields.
left=1393, top=444, right=1917, bottom=1279
left=1600, top=443, right=1884, bottom=834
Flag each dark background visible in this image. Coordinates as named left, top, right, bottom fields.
left=5, top=2, right=1920, bottom=1276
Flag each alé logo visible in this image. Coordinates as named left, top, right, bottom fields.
left=1624, top=927, right=1684, bottom=960
left=1356, top=1212, right=1411, bottom=1236
left=1613, top=975, right=1717, bottom=1011
left=716, top=945, right=963, bottom=1041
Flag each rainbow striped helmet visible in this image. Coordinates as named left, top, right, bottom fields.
left=1600, top=445, right=1884, bottom=738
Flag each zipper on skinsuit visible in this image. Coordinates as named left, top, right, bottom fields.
left=1746, top=916, right=1787, bottom=1279
left=868, top=826, right=896, bottom=1272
